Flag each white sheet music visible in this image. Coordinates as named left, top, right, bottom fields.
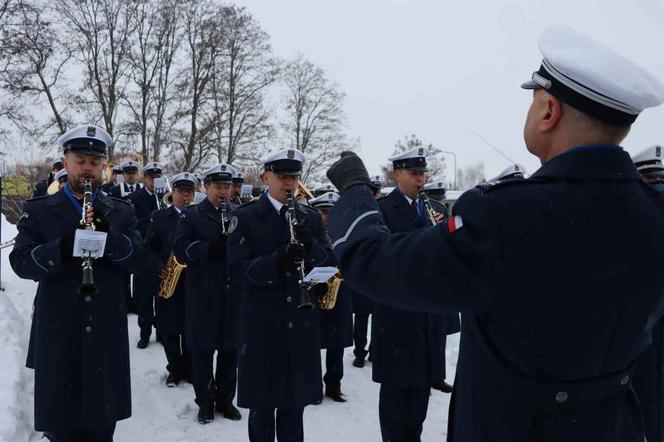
left=73, top=230, right=107, bottom=259
left=302, top=266, right=338, bottom=284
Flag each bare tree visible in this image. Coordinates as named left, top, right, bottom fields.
left=122, top=0, right=182, bottom=164
left=215, top=5, right=277, bottom=166
left=170, top=0, right=216, bottom=171
left=0, top=0, right=15, bottom=26
left=0, top=0, right=70, bottom=137
left=456, top=162, right=485, bottom=190
left=56, top=0, right=137, bottom=159
left=381, top=134, right=447, bottom=186
left=150, top=0, right=182, bottom=163
left=281, top=53, right=350, bottom=184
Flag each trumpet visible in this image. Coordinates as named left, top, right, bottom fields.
left=419, top=188, right=440, bottom=226
left=79, top=178, right=97, bottom=297
left=285, top=190, right=315, bottom=310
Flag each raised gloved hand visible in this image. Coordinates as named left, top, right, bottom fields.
left=276, top=241, right=306, bottom=275
left=92, top=210, right=110, bottom=232
left=292, top=224, right=313, bottom=252
left=326, top=151, right=373, bottom=193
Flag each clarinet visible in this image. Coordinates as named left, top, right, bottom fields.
left=285, top=190, right=315, bottom=310
left=419, top=188, right=440, bottom=225
left=79, top=178, right=97, bottom=296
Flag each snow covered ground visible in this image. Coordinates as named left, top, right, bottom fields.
left=0, top=213, right=459, bottom=441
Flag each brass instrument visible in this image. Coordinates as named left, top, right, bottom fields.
left=295, top=180, right=314, bottom=203
left=419, top=188, right=440, bottom=225
left=0, top=237, right=16, bottom=250
left=47, top=180, right=60, bottom=195
left=285, top=190, right=315, bottom=310
left=319, top=271, right=343, bottom=310
left=162, top=191, right=174, bottom=207
left=154, top=177, right=170, bottom=210
left=159, top=252, right=187, bottom=299
left=78, top=178, right=97, bottom=296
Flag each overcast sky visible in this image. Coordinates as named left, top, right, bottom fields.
left=235, top=0, right=664, bottom=181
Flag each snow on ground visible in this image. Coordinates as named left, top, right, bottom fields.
left=0, top=214, right=459, bottom=441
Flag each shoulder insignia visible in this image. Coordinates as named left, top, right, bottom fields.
left=19, top=211, right=29, bottom=221
left=26, top=194, right=50, bottom=202
left=228, top=216, right=239, bottom=234
left=483, top=177, right=543, bottom=194
left=110, top=197, right=132, bottom=205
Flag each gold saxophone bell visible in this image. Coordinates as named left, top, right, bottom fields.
left=318, top=271, right=343, bottom=310
left=159, top=253, right=187, bottom=299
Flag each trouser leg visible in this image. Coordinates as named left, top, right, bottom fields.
left=214, top=350, right=237, bottom=406
left=191, top=349, right=214, bottom=406
left=275, top=407, right=304, bottom=442
left=248, top=409, right=275, bottom=442
left=323, top=348, right=344, bottom=387
left=353, top=313, right=369, bottom=357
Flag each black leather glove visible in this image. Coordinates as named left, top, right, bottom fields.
left=208, top=235, right=227, bottom=259
left=293, top=224, right=313, bottom=252
left=327, top=151, right=374, bottom=193
left=93, top=210, right=110, bottom=232
left=276, top=241, right=306, bottom=275
left=60, top=230, right=76, bottom=260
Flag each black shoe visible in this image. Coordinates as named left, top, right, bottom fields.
left=136, top=337, right=149, bottom=349
left=325, top=386, right=347, bottom=403
left=166, top=373, right=179, bottom=387
left=197, top=403, right=214, bottom=424
left=311, top=398, right=322, bottom=405
left=432, top=380, right=454, bottom=393
left=216, top=403, right=242, bottom=420
left=352, top=356, right=366, bottom=368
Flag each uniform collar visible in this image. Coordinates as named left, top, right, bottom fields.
left=266, top=191, right=286, bottom=214
left=395, top=186, right=418, bottom=206
left=530, top=145, right=640, bottom=181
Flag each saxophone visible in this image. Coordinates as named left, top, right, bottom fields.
left=158, top=194, right=192, bottom=299
left=318, top=271, right=343, bottom=310
left=159, top=252, right=187, bottom=299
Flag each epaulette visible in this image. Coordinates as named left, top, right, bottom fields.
left=111, top=196, right=132, bottom=205
left=152, top=208, right=171, bottom=218
left=235, top=199, right=258, bottom=210
left=25, top=194, right=50, bottom=203
left=238, top=199, right=257, bottom=208
left=479, top=177, right=543, bottom=194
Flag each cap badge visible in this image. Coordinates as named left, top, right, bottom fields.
left=220, top=165, right=227, bottom=171
left=87, top=126, right=96, bottom=137
left=287, top=149, right=295, bottom=159
left=418, top=148, right=424, bottom=156
left=657, top=146, right=662, bottom=157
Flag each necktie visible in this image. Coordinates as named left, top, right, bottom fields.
left=129, top=185, right=134, bottom=192
left=280, top=205, right=289, bottom=232
left=413, top=199, right=425, bottom=225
